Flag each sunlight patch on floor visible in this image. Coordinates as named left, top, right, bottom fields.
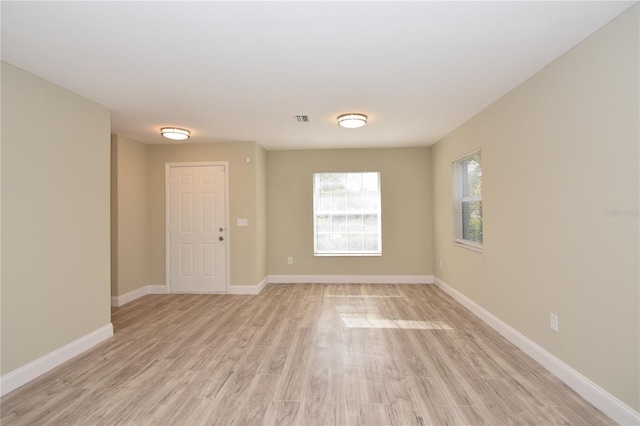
left=338, top=313, right=453, bottom=330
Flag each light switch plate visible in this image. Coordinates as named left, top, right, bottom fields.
left=237, top=218, right=248, bottom=227
left=550, top=313, right=559, bottom=332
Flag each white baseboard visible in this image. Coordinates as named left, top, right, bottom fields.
left=114, top=281, right=269, bottom=301
left=228, top=276, right=269, bottom=295
left=111, top=285, right=167, bottom=307
left=111, top=286, right=147, bottom=307
left=112, top=276, right=431, bottom=301
left=0, top=323, right=113, bottom=397
left=434, top=276, right=639, bottom=426
left=147, top=285, right=168, bottom=294
left=268, top=275, right=434, bottom=284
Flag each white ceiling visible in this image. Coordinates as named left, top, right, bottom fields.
left=1, top=1, right=635, bottom=150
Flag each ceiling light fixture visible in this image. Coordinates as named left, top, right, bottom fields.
left=161, top=127, right=190, bottom=140
left=337, top=113, right=367, bottom=129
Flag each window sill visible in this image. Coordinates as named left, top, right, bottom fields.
left=314, top=253, right=382, bottom=257
left=454, top=239, right=483, bottom=253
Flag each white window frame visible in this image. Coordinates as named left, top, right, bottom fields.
left=453, top=149, right=483, bottom=252
left=313, top=172, right=382, bottom=256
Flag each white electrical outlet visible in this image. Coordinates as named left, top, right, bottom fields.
left=287, top=257, right=293, bottom=265
left=550, top=313, right=559, bottom=332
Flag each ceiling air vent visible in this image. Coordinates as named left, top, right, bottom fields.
left=294, top=115, right=310, bottom=123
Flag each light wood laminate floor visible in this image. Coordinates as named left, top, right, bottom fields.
left=1, top=284, right=613, bottom=425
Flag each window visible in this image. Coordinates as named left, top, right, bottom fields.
left=313, top=172, right=381, bottom=256
left=454, top=150, right=483, bottom=250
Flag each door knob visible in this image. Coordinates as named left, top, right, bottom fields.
left=219, top=236, right=224, bottom=241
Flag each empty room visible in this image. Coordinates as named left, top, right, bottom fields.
left=1, top=2, right=638, bottom=425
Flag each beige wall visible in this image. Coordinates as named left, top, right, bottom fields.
left=267, top=148, right=433, bottom=276
left=112, top=135, right=150, bottom=296
left=1, top=62, right=111, bottom=374
left=147, top=142, right=265, bottom=288
left=255, top=144, right=268, bottom=282
left=110, top=136, right=118, bottom=296
left=432, top=6, right=639, bottom=410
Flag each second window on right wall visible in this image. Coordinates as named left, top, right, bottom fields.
left=454, top=149, right=483, bottom=250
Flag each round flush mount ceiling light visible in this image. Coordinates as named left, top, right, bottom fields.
left=337, top=113, right=367, bottom=129
left=161, top=127, right=190, bottom=140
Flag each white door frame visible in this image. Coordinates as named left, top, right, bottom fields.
left=165, top=161, right=230, bottom=293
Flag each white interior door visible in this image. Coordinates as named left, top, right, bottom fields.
left=168, top=164, right=227, bottom=293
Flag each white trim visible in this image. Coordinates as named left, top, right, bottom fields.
left=228, top=277, right=269, bottom=295
left=268, top=275, right=434, bottom=284
left=111, top=286, right=148, bottom=307
left=0, top=324, right=113, bottom=397
left=434, top=276, right=640, bottom=426
left=453, top=239, right=484, bottom=253
left=147, top=285, right=168, bottom=294
left=313, top=171, right=382, bottom=257
left=111, top=285, right=168, bottom=307
left=165, top=162, right=230, bottom=294
left=112, top=277, right=433, bottom=299
left=452, top=147, right=482, bottom=164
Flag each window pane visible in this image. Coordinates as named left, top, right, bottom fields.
left=347, top=192, right=362, bottom=210
left=462, top=154, right=482, bottom=198
left=346, top=174, right=362, bottom=192
left=318, top=192, right=332, bottom=211
left=331, top=234, right=347, bottom=252
left=462, top=201, right=483, bottom=243
left=347, top=234, right=363, bottom=251
left=321, top=173, right=345, bottom=192
left=316, top=215, right=330, bottom=232
left=362, top=192, right=378, bottom=211
left=332, top=215, right=347, bottom=232
left=347, top=214, right=363, bottom=232
left=363, top=214, right=378, bottom=232
left=363, top=234, right=379, bottom=252
left=317, top=234, right=331, bottom=252
left=362, top=173, right=379, bottom=191
left=332, top=193, right=346, bottom=211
